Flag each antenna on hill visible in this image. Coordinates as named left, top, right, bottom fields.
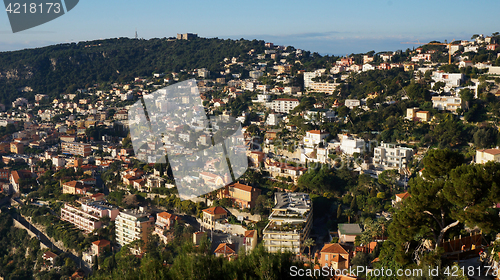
left=135, top=29, right=138, bottom=39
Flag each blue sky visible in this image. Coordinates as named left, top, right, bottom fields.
left=1, top=0, right=499, bottom=54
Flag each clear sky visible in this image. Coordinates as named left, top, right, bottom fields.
left=1, top=0, right=499, bottom=55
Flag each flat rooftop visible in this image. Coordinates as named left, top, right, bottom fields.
left=274, top=192, right=311, bottom=212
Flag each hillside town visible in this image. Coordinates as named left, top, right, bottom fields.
left=1, top=32, right=500, bottom=279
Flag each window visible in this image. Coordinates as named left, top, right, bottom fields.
left=325, top=254, right=329, bottom=261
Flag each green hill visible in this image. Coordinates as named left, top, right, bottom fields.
left=0, top=37, right=266, bottom=104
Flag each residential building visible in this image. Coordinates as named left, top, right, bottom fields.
left=263, top=192, right=313, bottom=254
left=83, top=239, right=111, bottom=263
left=265, top=98, right=299, bottom=113
left=266, top=161, right=307, bottom=183
left=244, top=230, right=258, bottom=252
left=373, top=142, right=414, bottom=170
left=392, top=192, right=411, bottom=207
left=303, top=130, right=329, bottom=148
left=411, top=53, right=432, bottom=62
left=406, top=107, right=430, bottom=122
left=266, top=113, right=282, bottom=126
left=344, top=99, right=360, bottom=109
left=154, top=212, right=180, bottom=243
left=476, top=149, right=500, bottom=164
left=218, top=182, right=261, bottom=209
left=308, top=82, right=339, bottom=94
left=304, top=109, right=336, bottom=122
left=115, top=209, right=155, bottom=249
left=62, top=180, right=86, bottom=195
left=60, top=203, right=103, bottom=233
left=319, top=243, right=351, bottom=269
left=431, top=95, right=461, bottom=112
left=338, top=223, right=363, bottom=244
left=10, top=142, right=24, bottom=154
left=304, top=70, right=325, bottom=88
left=214, top=243, right=237, bottom=258
left=10, top=170, right=33, bottom=193
left=339, top=134, right=365, bottom=155
left=249, top=70, right=264, bottom=79
left=431, top=72, right=464, bottom=88
left=202, top=206, right=228, bottom=230
left=247, top=151, right=265, bottom=168
left=61, top=142, right=91, bottom=157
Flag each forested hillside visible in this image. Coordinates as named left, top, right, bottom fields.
left=0, top=37, right=266, bottom=104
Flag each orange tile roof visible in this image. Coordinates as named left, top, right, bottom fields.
left=244, top=230, right=256, bottom=238
left=321, top=243, right=349, bottom=254
left=157, top=212, right=178, bottom=220
left=214, top=243, right=236, bottom=254
left=478, top=149, right=500, bottom=155
left=202, top=206, right=227, bottom=215
left=395, top=192, right=411, bottom=199
left=92, top=240, right=110, bottom=247
left=230, top=182, right=254, bottom=193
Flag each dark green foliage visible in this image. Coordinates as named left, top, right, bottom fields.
left=0, top=38, right=267, bottom=103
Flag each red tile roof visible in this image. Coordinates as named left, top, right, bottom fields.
left=214, top=243, right=236, bottom=254
left=321, top=243, right=349, bottom=254
left=202, top=206, right=227, bottom=215
left=92, top=240, right=110, bottom=247
left=244, top=230, right=256, bottom=238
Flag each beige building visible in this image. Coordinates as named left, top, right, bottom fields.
left=115, top=209, right=154, bottom=250
left=476, top=149, right=500, bottom=164
left=202, top=206, right=228, bottom=230
left=61, top=142, right=91, bottom=157
left=218, top=182, right=261, bottom=209
left=263, top=192, right=313, bottom=254
left=60, top=203, right=103, bottom=234
left=244, top=230, right=258, bottom=252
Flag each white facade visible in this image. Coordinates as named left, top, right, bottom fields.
left=115, top=209, right=154, bottom=248
left=431, top=72, right=464, bottom=88
left=304, top=109, right=336, bottom=122
left=431, top=95, right=461, bottom=112
left=266, top=113, right=282, bottom=126
left=303, top=130, right=329, bottom=148
left=303, top=70, right=325, bottom=89
left=339, top=135, right=365, bottom=155
left=345, top=99, right=361, bottom=109
left=373, top=142, right=413, bottom=170
left=265, top=98, right=299, bottom=113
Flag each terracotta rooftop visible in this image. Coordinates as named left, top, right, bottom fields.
left=321, top=243, right=349, bottom=254
left=202, top=206, right=227, bottom=215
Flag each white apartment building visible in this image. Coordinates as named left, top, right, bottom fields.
left=115, top=209, right=154, bottom=248
left=266, top=113, right=282, bottom=126
left=61, top=203, right=102, bottom=234
left=373, top=142, right=414, bottom=170
left=345, top=99, right=361, bottom=109
left=60, top=201, right=118, bottom=234
left=431, top=72, right=464, bottom=88
left=198, top=68, right=210, bottom=78
left=263, top=192, right=313, bottom=254
left=431, top=95, right=461, bottom=112
left=303, top=70, right=325, bottom=89
left=303, top=130, right=329, bottom=148
left=265, top=98, right=299, bottom=113
left=339, top=134, right=365, bottom=155
left=304, top=109, right=336, bottom=122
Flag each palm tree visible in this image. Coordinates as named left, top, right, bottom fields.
left=344, top=209, right=354, bottom=223
left=303, top=238, right=316, bottom=263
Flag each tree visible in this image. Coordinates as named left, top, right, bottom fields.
left=421, top=149, right=464, bottom=181
left=459, top=88, right=474, bottom=110
left=303, top=238, right=316, bottom=262
left=389, top=154, right=500, bottom=264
